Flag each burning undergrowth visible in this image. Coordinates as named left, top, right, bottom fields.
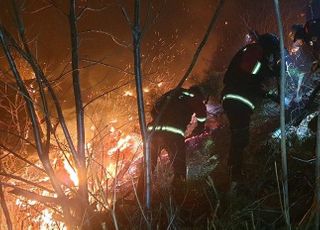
left=0, top=124, right=144, bottom=229
left=0, top=114, right=220, bottom=229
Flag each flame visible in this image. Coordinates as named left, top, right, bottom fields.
left=106, top=162, right=117, bottom=178
left=107, top=133, right=141, bottom=156
left=108, top=135, right=132, bottom=155
left=124, top=91, right=133, bottom=96
left=63, top=159, right=79, bottom=186
left=11, top=125, right=144, bottom=228
left=15, top=191, right=64, bottom=229
left=39, top=209, right=54, bottom=229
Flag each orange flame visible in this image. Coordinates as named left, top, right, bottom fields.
left=63, top=159, right=79, bottom=186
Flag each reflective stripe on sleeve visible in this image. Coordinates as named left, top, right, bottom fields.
left=222, top=94, right=255, bottom=110
left=196, top=117, right=206, bottom=123
left=251, top=61, right=261, bottom=75
left=182, top=91, right=194, bottom=97
left=147, top=125, right=185, bottom=137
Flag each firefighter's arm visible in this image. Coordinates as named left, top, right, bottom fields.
left=262, top=59, right=281, bottom=103
left=191, top=107, right=207, bottom=136
left=191, top=120, right=205, bottom=136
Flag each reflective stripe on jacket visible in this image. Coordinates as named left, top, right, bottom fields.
left=147, top=125, right=185, bottom=137
left=222, top=93, right=255, bottom=110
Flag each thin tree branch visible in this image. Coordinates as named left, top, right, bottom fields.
left=79, top=29, right=130, bottom=48
left=0, top=184, right=12, bottom=230
left=0, top=129, right=37, bottom=150
left=42, top=0, right=67, bottom=17
left=0, top=172, right=55, bottom=193
left=83, top=79, right=134, bottom=109
left=116, top=0, right=133, bottom=29
left=0, top=144, right=46, bottom=173
left=27, top=4, right=53, bottom=14
left=77, top=4, right=115, bottom=20
left=80, top=58, right=133, bottom=75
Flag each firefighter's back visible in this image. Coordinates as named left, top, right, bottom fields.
left=151, top=88, right=195, bottom=130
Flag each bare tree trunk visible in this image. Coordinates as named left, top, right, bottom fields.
left=273, top=0, right=291, bottom=228
left=0, top=184, right=12, bottom=230
left=132, top=0, right=151, bottom=213
left=69, top=0, right=89, bottom=213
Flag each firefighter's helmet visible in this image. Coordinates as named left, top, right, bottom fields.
left=258, top=33, right=280, bottom=56
left=292, top=24, right=305, bottom=42
left=189, top=85, right=209, bottom=103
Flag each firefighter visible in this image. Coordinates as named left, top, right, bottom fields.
left=291, top=19, right=320, bottom=127
left=221, top=33, right=281, bottom=185
left=292, top=19, right=320, bottom=72
left=137, top=86, right=207, bottom=198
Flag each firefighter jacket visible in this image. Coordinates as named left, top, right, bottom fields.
left=148, top=88, right=207, bottom=137
left=221, top=43, right=280, bottom=111
left=302, top=19, right=320, bottom=56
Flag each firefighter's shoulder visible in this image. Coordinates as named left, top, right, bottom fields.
left=237, top=43, right=264, bottom=74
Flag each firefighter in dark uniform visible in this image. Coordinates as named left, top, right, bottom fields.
left=292, top=19, right=320, bottom=72
left=221, top=33, right=281, bottom=184
left=292, top=19, right=320, bottom=129
left=138, top=86, right=207, bottom=198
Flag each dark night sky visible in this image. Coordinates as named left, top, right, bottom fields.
left=0, top=0, right=308, bottom=134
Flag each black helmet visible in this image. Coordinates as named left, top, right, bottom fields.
left=292, top=24, right=305, bottom=42
left=189, top=85, right=210, bottom=102
left=258, top=33, right=280, bottom=55
left=189, top=85, right=204, bottom=97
